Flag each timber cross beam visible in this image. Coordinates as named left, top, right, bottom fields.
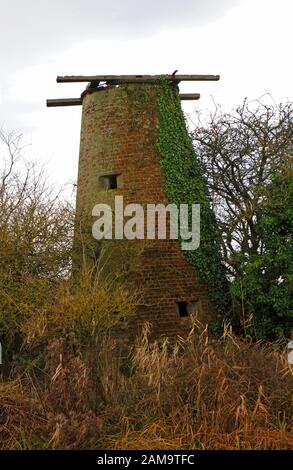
left=56, top=74, right=220, bottom=84
left=46, top=73, right=220, bottom=107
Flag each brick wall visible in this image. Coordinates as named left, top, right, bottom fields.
left=74, top=83, right=214, bottom=337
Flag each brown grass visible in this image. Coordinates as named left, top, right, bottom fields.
left=0, top=320, right=292, bottom=450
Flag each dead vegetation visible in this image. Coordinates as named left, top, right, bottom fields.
left=0, top=319, right=292, bottom=450
left=0, top=129, right=292, bottom=450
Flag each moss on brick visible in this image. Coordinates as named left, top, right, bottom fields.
left=73, top=82, right=224, bottom=336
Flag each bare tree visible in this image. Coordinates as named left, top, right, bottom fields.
left=192, top=98, right=293, bottom=276
left=0, top=129, right=74, bottom=282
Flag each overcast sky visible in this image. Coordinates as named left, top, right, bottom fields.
left=0, top=0, right=292, bottom=194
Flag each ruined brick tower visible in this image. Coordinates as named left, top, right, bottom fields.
left=47, top=74, right=222, bottom=337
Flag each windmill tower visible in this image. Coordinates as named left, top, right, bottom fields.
left=47, top=73, right=222, bottom=337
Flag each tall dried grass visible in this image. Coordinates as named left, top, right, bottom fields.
left=0, top=318, right=292, bottom=450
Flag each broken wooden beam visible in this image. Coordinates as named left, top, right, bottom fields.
left=46, top=98, right=82, bottom=107
left=179, top=93, right=200, bottom=100
left=46, top=93, right=201, bottom=108
left=56, top=74, right=220, bottom=84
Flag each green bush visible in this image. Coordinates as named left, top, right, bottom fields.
left=232, top=165, right=293, bottom=338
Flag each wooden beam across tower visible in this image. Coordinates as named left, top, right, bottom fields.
left=56, top=74, right=220, bottom=84
left=47, top=98, right=83, bottom=107
left=179, top=93, right=201, bottom=101
left=46, top=93, right=201, bottom=108
left=46, top=73, right=220, bottom=107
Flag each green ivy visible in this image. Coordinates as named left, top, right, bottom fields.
left=156, top=78, right=230, bottom=319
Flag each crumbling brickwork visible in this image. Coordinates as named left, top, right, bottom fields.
left=74, top=83, right=213, bottom=337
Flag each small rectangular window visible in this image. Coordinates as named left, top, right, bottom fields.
left=177, top=301, right=188, bottom=317
left=177, top=300, right=199, bottom=317
left=99, top=174, right=122, bottom=190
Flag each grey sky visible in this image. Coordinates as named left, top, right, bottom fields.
left=1, top=0, right=238, bottom=68
left=0, top=0, right=292, bottom=193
